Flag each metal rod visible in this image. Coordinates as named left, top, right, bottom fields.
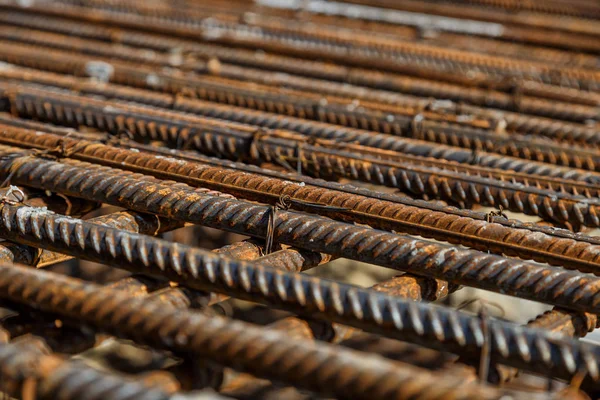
left=4, top=89, right=600, bottom=229
left=0, top=203, right=597, bottom=382
left=0, top=263, right=530, bottom=400
left=3, top=127, right=600, bottom=272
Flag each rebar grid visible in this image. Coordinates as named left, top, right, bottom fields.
left=0, top=263, right=537, bottom=400
left=0, top=0, right=597, bottom=398
left=0, top=201, right=599, bottom=386
left=3, top=64, right=600, bottom=173
left=2, top=0, right=600, bottom=87
left=5, top=84, right=599, bottom=184
left=5, top=127, right=600, bottom=274
left=6, top=87, right=600, bottom=231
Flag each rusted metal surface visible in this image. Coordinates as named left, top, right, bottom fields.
left=0, top=0, right=596, bottom=398
left=4, top=159, right=600, bottom=316
left=0, top=263, right=532, bottom=400
left=0, top=25, right=597, bottom=112
left=0, top=32, right=597, bottom=124
left=0, top=203, right=599, bottom=385
left=0, top=336, right=172, bottom=400
left=2, top=0, right=599, bottom=85
left=0, top=210, right=181, bottom=267
left=5, top=85, right=600, bottom=184
left=4, top=133, right=600, bottom=277
left=494, top=308, right=599, bottom=384
left=4, top=92, right=600, bottom=229
left=3, top=65, right=600, bottom=172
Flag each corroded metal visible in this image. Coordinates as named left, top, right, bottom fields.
left=0, top=1, right=597, bottom=397
left=4, top=93, right=600, bottom=230
left=0, top=210, right=181, bottom=267
left=5, top=130, right=600, bottom=273
left=1, top=0, right=599, bottom=99
left=3, top=157, right=600, bottom=313
left=4, top=64, right=600, bottom=172
left=6, top=85, right=600, bottom=186
left=0, top=336, right=171, bottom=400
left=0, top=263, right=527, bottom=400
left=0, top=204, right=598, bottom=383
left=494, top=309, right=599, bottom=384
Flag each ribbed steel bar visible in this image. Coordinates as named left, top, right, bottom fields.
left=0, top=210, right=182, bottom=268
left=0, top=183, right=97, bottom=218
left=250, top=1, right=600, bottom=60
left=0, top=264, right=529, bottom=400
left=494, top=309, right=599, bottom=384
left=202, top=247, right=334, bottom=307
left=7, top=112, right=600, bottom=236
left=7, top=128, right=600, bottom=271
left=3, top=4, right=598, bottom=81
left=7, top=84, right=600, bottom=188
left=220, top=307, right=473, bottom=399
left=3, top=73, right=600, bottom=199
left=1, top=6, right=597, bottom=97
left=333, top=274, right=459, bottom=344
left=3, top=0, right=599, bottom=396
left=0, top=304, right=179, bottom=395
left=114, top=240, right=329, bottom=391
left=3, top=63, right=600, bottom=171
left=0, top=201, right=599, bottom=383
left=0, top=203, right=317, bottom=393
left=212, top=256, right=459, bottom=384
left=259, top=0, right=600, bottom=53
left=0, top=29, right=597, bottom=124
left=0, top=207, right=186, bottom=361
left=3, top=0, right=599, bottom=87
left=376, top=0, right=600, bottom=18
left=330, top=0, right=600, bottom=32
left=95, top=0, right=600, bottom=38
left=50, top=0, right=600, bottom=34
left=88, top=241, right=259, bottom=317
left=1, top=16, right=598, bottom=97
left=4, top=3, right=597, bottom=68
left=1, top=235, right=261, bottom=392
left=3, top=148, right=600, bottom=302
left=0, top=334, right=172, bottom=400
left=218, top=315, right=327, bottom=399
left=6, top=91, right=600, bottom=229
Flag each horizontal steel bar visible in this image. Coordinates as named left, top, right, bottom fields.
left=0, top=334, right=171, bottom=400
left=0, top=263, right=525, bottom=400
left=4, top=88, right=600, bottom=229
left=0, top=202, right=597, bottom=382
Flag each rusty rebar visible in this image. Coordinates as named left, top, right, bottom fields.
left=6, top=116, right=600, bottom=266
left=3, top=63, right=600, bottom=173
left=1, top=4, right=597, bottom=97
left=6, top=84, right=600, bottom=187
left=220, top=309, right=472, bottom=399
left=0, top=335, right=172, bottom=400
left=493, top=308, right=599, bottom=384
left=0, top=263, right=531, bottom=400
left=1, top=0, right=598, bottom=397
left=0, top=210, right=182, bottom=267
left=259, top=0, right=600, bottom=53
left=0, top=151, right=599, bottom=307
left=0, top=25, right=596, bottom=124
left=0, top=202, right=598, bottom=382
left=3, top=102, right=600, bottom=231
left=1, top=77, right=599, bottom=203
left=0, top=1, right=596, bottom=71
left=0, top=21, right=597, bottom=107
left=3, top=0, right=599, bottom=92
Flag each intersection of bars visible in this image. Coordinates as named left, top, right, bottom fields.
left=0, top=0, right=597, bottom=399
